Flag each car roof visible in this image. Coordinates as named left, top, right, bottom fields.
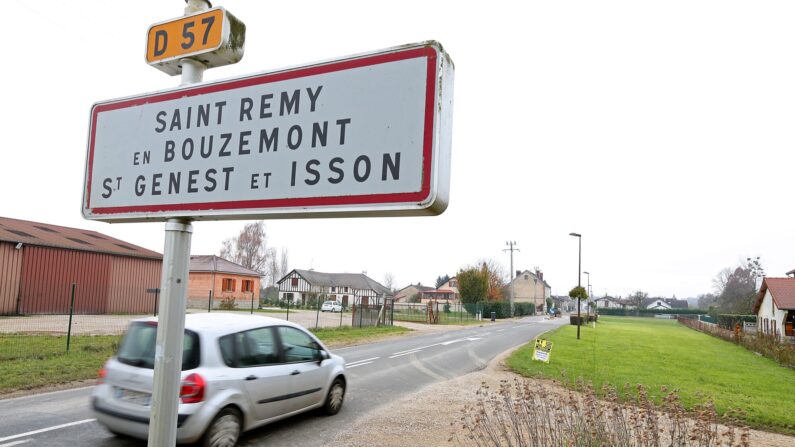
left=132, top=312, right=306, bottom=335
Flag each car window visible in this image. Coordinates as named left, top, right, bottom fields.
left=220, top=327, right=280, bottom=367
left=117, top=322, right=200, bottom=370
left=277, top=326, right=320, bottom=363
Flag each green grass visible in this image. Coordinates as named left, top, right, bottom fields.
left=310, top=325, right=411, bottom=346
left=0, top=334, right=121, bottom=394
left=507, top=316, right=795, bottom=434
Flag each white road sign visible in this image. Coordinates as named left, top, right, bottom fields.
left=82, top=41, right=454, bottom=222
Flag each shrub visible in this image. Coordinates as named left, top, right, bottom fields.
left=513, top=302, right=535, bottom=316
left=218, top=296, right=236, bottom=310
left=453, top=378, right=750, bottom=447
left=716, top=314, right=756, bottom=330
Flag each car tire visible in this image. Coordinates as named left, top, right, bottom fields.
left=202, top=407, right=242, bottom=447
left=323, top=378, right=345, bottom=416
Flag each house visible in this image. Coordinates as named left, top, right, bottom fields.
left=187, top=255, right=261, bottom=309
left=754, top=277, right=795, bottom=341
left=0, top=216, right=162, bottom=315
left=421, top=277, right=460, bottom=303
left=277, top=269, right=391, bottom=307
left=395, top=284, right=433, bottom=302
left=594, top=296, right=624, bottom=309
left=643, top=298, right=688, bottom=310
left=507, top=270, right=551, bottom=313
left=552, top=295, right=576, bottom=312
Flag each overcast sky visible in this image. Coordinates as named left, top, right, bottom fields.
left=2, top=0, right=794, bottom=299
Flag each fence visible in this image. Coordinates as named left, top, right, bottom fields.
left=677, top=316, right=737, bottom=342
left=392, top=301, right=485, bottom=324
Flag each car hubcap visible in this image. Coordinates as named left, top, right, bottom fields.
left=329, top=383, right=344, bottom=411
left=209, top=414, right=240, bottom=447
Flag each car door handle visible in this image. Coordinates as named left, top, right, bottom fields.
left=245, top=375, right=257, bottom=381
left=291, top=370, right=301, bottom=376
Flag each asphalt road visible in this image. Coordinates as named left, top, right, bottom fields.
left=0, top=316, right=566, bottom=447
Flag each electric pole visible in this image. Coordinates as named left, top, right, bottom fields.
left=504, top=241, right=519, bottom=316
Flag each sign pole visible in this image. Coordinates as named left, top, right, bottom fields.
left=148, top=4, right=208, bottom=445
left=148, top=219, right=193, bottom=446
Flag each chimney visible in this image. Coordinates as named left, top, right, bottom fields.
left=538, top=271, right=543, bottom=281
left=516, top=270, right=521, bottom=279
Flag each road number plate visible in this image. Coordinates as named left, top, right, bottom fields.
left=115, top=387, right=151, bottom=406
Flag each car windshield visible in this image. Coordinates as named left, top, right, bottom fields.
left=116, top=322, right=200, bottom=370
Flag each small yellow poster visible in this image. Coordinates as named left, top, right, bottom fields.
left=532, top=338, right=553, bottom=363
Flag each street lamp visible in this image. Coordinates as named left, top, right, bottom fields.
left=569, top=232, right=582, bottom=340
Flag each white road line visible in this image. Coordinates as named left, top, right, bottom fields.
left=345, top=357, right=379, bottom=366
left=346, top=361, right=373, bottom=368
left=0, top=440, right=33, bottom=447
left=0, top=419, right=96, bottom=443
left=389, top=349, right=422, bottom=359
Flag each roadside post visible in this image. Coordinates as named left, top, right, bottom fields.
left=82, top=1, right=453, bottom=444
left=66, top=283, right=76, bottom=353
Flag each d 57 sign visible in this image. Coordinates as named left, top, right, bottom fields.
left=83, top=42, right=454, bottom=222
left=146, top=7, right=245, bottom=75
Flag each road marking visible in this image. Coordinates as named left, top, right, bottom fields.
left=345, top=357, right=379, bottom=366
left=0, top=440, right=33, bottom=447
left=389, top=349, right=421, bottom=358
left=496, top=329, right=504, bottom=332
left=346, top=361, right=373, bottom=368
left=0, top=419, right=96, bottom=443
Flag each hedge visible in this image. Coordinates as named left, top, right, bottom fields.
left=716, top=314, right=757, bottom=330
left=596, top=308, right=708, bottom=317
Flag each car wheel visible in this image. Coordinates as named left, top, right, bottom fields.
left=202, top=407, right=242, bottom=447
left=323, top=378, right=345, bottom=415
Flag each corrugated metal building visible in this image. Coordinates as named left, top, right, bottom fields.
left=0, top=216, right=162, bottom=315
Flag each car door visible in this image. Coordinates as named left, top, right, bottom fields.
left=276, top=326, right=332, bottom=412
left=221, top=327, right=295, bottom=422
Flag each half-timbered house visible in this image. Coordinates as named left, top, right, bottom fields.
left=277, top=269, right=391, bottom=307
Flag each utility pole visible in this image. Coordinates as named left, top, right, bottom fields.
left=569, top=233, right=582, bottom=340
left=504, top=241, right=519, bottom=316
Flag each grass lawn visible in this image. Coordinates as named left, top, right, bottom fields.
left=507, top=316, right=795, bottom=435
left=0, top=334, right=121, bottom=394
left=310, top=325, right=411, bottom=346
left=0, top=325, right=411, bottom=395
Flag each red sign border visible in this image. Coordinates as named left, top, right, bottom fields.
left=85, top=46, right=438, bottom=217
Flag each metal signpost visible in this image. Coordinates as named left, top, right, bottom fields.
left=82, top=2, right=453, bottom=445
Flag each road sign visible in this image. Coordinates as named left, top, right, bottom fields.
left=83, top=41, right=454, bottom=222
left=146, top=7, right=245, bottom=75
left=532, top=338, right=553, bottom=363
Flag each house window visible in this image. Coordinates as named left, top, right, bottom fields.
left=450, top=280, right=457, bottom=287
left=291, top=277, right=299, bottom=287
left=331, top=287, right=337, bottom=292
left=344, top=287, right=349, bottom=292
left=242, top=280, right=253, bottom=292
left=524, top=275, right=528, bottom=280
left=222, top=278, right=236, bottom=292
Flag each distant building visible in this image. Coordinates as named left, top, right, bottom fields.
left=594, top=296, right=624, bottom=309
left=277, top=269, right=391, bottom=307
left=507, top=270, right=551, bottom=313
left=754, top=277, right=795, bottom=341
left=421, top=277, right=460, bottom=302
left=0, top=216, right=162, bottom=315
left=187, top=255, right=261, bottom=309
left=395, top=284, right=433, bottom=302
left=552, top=295, right=576, bottom=312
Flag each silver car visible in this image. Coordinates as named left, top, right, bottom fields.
left=91, top=313, right=347, bottom=446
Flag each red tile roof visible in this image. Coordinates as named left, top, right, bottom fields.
left=0, top=216, right=161, bottom=260
left=754, top=277, right=795, bottom=313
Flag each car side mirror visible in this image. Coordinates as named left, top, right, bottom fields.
left=317, top=350, right=330, bottom=364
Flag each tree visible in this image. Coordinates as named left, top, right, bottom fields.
left=457, top=266, right=489, bottom=304
left=697, top=293, right=717, bottom=309
left=626, top=290, right=648, bottom=309
left=382, top=272, right=395, bottom=292
left=479, top=259, right=506, bottom=301
left=712, top=267, right=733, bottom=296
left=435, top=274, right=450, bottom=289
left=219, top=221, right=269, bottom=273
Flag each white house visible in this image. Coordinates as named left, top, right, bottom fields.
left=594, top=297, right=623, bottom=309
left=754, top=277, right=795, bottom=341
left=645, top=299, right=672, bottom=310
left=277, top=269, right=391, bottom=307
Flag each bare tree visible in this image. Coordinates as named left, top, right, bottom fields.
left=219, top=221, right=269, bottom=273
left=382, top=272, right=395, bottom=292
left=279, top=248, right=289, bottom=279
left=265, top=247, right=279, bottom=286
left=712, top=267, right=732, bottom=296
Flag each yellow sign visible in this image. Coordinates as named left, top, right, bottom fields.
left=532, top=338, right=553, bottom=363
left=147, top=9, right=224, bottom=63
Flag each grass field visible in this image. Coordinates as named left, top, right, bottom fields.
left=507, top=316, right=795, bottom=434
left=0, top=325, right=411, bottom=395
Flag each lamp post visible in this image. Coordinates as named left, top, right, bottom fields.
left=504, top=241, right=519, bottom=316
left=569, top=232, right=582, bottom=340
